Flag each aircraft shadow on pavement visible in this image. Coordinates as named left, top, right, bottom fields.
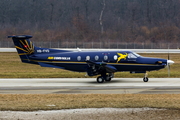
left=86, top=79, right=143, bottom=84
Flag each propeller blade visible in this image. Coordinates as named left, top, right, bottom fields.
left=167, top=51, right=170, bottom=77
left=168, top=63, right=170, bottom=77
left=167, top=49, right=174, bottom=77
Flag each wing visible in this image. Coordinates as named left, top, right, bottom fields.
left=86, top=60, right=117, bottom=76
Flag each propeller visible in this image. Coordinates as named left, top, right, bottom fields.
left=167, top=52, right=170, bottom=77
left=167, top=51, right=174, bottom=77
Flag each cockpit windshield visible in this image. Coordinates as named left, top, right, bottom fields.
left=128, top=52, right=141, bottom=59
left=132, top=52, right=141, bottom=57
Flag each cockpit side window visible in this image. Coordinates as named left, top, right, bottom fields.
left=128, top=53, right=137, bottom=58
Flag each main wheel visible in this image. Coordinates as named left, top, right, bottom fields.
left=143, top=77, right=149, bottom=82
left=97, top=76, right=105, bottom=83
left=105, top=75, right=112, bottom=81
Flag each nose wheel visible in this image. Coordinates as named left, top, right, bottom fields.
left=143, top=77, right=149, bottom=82
left=143, top=73, right=148, bottom=82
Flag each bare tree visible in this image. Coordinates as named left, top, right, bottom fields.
left=0, top=0, right=180, bottom=43
left=99, top=0, right=106, bottom=35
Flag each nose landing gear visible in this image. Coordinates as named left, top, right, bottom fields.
left=143, top=73, right=148, bottom=82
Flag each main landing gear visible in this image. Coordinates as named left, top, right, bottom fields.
left=96, top=73, right=114, bottom=83
left=143, top=73, right=148, bottom=82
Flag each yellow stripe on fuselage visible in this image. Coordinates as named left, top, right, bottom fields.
left=22, top=59, right=161, bottom=66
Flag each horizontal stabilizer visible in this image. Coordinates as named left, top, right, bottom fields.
left=8, top=35, right=32, bottom=39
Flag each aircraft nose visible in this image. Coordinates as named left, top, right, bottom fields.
left=167, top=60, right=174, bottom=65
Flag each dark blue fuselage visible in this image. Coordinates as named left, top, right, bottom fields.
left=29, top=50, right=167, bottom=73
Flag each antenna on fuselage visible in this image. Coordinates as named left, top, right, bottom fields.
left=77, top=47, right=82, bottom=52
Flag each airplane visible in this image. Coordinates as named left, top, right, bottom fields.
left=8, top=35, right=174, bottom=83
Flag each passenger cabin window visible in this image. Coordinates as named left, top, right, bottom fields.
left=114, top=55, right=118, bottom=60
left=95, top=55, right=99, bottom=61
left=104, top=55, right=108, bottom=60
left=77, top=56, right=81, bottom=61
left=86, top=56, right=90, bottom=60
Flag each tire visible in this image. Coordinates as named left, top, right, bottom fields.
left=97, top=76, right=104, bottom=83
left=105, top=75, right=112, bottom=81
left=143, top=77, right=149, bottom=82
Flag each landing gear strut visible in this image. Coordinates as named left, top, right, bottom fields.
left=143, top=73, right=148, bottom=82
left=105, top=73, right=114, bottom=81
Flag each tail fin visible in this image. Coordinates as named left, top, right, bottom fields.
left=8, top=35, right=71, bottom=63
left=8, top=35, right=35, bottom=63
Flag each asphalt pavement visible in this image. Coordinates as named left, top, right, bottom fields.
left=0, top=78, right=180, bottom=94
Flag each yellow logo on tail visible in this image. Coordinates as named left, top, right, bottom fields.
left=117, top=53, right=128, bottom=63
left=15, top=39, right=34, bottom=55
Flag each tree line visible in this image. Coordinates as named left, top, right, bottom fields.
left=0, top=0, right=180, bottom=44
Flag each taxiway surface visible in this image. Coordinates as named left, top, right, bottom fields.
left=0, top=78, right=180, bottom=94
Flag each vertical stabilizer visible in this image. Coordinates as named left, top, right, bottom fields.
left=8, top=35, right=34, bottom=63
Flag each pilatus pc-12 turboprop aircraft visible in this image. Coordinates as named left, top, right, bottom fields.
left=8, top=35, right=174, bottom=83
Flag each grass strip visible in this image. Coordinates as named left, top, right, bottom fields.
left=0, top=94, right=180, bottom=111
